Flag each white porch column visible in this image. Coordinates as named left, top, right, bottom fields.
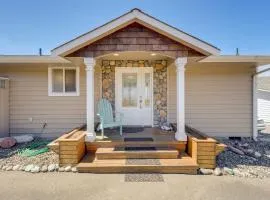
left=175, top=57, right=187, bottom=141
left=84, top=57, right=96, bottom=142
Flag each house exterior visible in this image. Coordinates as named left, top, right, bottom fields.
left=1, top=8, right=270, bottom=142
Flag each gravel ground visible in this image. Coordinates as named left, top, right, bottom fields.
left=0, top=138, right=58, bottom=167
left=216, top=133, right=270, bottom=178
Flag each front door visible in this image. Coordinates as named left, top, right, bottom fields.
left=115, top=67, right=153, bottom=126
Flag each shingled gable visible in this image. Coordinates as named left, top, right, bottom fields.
left=51, top=9, right=220, bottom=57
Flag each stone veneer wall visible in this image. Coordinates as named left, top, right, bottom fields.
left=101, top=60, right=168, bottom=126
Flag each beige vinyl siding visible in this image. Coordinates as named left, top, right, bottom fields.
left=168, top=63, right=255, bottom=137
left=0, top=64, right=101, bottom=138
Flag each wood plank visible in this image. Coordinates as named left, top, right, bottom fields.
left=96, top=147, right=179, bottom=159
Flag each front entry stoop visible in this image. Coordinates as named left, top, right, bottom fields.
left=77, top=138, right=198, bottom=175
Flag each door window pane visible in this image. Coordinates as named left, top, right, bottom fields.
left=65, top=69, right=76, bottom=92
left=122, top=73, right=137, bottom=107
left=144, top=73, right=151, bottom=107
left=52, top=69, right=63, bottom=92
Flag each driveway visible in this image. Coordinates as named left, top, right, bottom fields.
left=1, top=172, right=270, bottom=200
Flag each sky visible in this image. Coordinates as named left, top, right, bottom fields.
left=0, top=0, right=270, bottom=55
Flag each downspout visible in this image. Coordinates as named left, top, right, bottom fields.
left=252, top=66, right=270, bottom=141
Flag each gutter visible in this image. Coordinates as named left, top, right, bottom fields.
left=252, top=66, right=270, bottom=140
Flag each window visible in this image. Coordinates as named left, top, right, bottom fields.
left=0, top=80, right=6, bottom=89
left=48, top=67, right=79, bottom=96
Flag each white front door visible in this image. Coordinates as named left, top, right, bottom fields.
left=115, top=67, right=153, bottom=126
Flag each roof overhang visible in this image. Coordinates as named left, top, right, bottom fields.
left=51, top=9, right=220, bottom=57
left=0, top=55, right=70, bottom=64
left=199, top=55, right=270, bottom=66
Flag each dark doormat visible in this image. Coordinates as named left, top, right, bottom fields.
left=123, top=126, right=144, bottom=133
left=125, top=146, right=156, bottom=151
left=124, top=137, right=154, bottom=142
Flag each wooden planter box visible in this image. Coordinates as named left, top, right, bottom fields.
left=187, top=135, right=226, bottom=169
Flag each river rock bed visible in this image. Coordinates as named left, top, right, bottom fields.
left=213, top=133, right=270, bottom=178
left=0, top=137, right=67, bottom=173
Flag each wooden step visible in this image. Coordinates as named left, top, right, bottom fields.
left=77, top=153, right=198, bottom=174
left=86, top=141, right=187, bottom=152
left=96, top=147, right=179, bottom=159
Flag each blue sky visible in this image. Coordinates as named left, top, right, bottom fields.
left=0, top=0, right=270, bottom=55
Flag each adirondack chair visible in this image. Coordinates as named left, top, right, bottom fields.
left=97, top=98, right=123, bottom=139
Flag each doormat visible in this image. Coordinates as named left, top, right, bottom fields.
left=124, top=137, right=153, bottom=142
left=123, top=127, right=144, bottom=133
left=126, top=159, right=160, bottom=165
left=125, top=146, right=156, bottom=151
left=125, top=173, right=164, bottom=182
left=125, top=159, right=164, bottom=182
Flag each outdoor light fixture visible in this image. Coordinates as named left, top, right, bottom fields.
left=113, top=53, right=119, bottom=56
left=151, top=53, right=156, bottom=56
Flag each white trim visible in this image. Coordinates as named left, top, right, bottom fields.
left=252, top=74, right=258, bottom=140
left=175, top=57, right=187, bottom=141
left=51, top=9, right=220, bottom=56
left=84, top=57, right=96, bottom=142
left=48, top=66, right=80, bottom=96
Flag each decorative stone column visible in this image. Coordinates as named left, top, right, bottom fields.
left=84, top=57, right=96, bottom=142
left=175, top=57, right=187, bottom=141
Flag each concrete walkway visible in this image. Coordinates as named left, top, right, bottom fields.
left=1, top=172, right=270, bottom=200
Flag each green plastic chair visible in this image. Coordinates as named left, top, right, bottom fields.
left=97, top=98, right=123, bottom=139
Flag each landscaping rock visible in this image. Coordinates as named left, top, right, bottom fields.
left=41, top=165, right=48, bottom=172
left=19, top=166, right=25, bottom=171
left=64, top=166, right=71, bottom=172
left=13, top=135, right=34, bottom=143
left=199, top=168, right=213, bottom=175
left=48, top=164, right=56, bottom=172
left=6, top=166, right=13, bottom=171
left=254, top=152, right=262, bottom=158
left=213, top=167, right=222, bottom=176
left=25, top=164, right=34, bottom=172
left=223, top=167, right=234, bottom=175
left=233, top=168, right=241, bottom=176
left=71, top=167, right=77, bottom=173
left=31, top=165, right=40, bottom=173
left=0, top=137, right=16, bottom=148
left=58, top=167, right=65, bottom=172
left=2, top=166, right=7, bottom=170
left=246, top=149, right=254, bottom=154
left=239, top=143, right=249, bottom=148
left=12, top=165, right=20, bottom=171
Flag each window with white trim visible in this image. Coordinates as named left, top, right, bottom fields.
left=48, top=67, right=80, bottom=96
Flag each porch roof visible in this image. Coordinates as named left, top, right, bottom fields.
left=0, top=55, right=70, bottom=64
left=199, top=55, right=270, bottom=66
left=51, top=8, right=220, bottom=57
